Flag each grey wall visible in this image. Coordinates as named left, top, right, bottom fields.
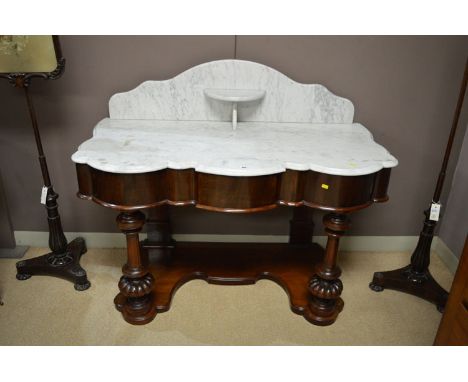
left=439, top=124, right=468, bottom=258
left=0, top=169, right=15, bottom=248
left=0, top=36, right=467, bottom=237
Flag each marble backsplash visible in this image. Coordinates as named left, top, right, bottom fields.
left=109, top=59, right=354, bottom=124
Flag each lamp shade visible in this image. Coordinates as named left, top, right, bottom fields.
left=0, top=35, right=58, bottom=74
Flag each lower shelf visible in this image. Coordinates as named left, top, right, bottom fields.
left=115, top=241, right=343, bottom=324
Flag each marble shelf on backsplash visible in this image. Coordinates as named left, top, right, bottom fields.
left=204, top=88, right=265, bottom=103
left=204, top=88, right=266, bottom=130
left=72, top=119, right=398, bottom=177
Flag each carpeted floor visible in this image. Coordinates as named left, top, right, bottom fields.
left=0, top=247, right=454, bottom=345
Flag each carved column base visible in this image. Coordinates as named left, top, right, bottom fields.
left=305, top=276, right=344, bottom=325
left=306, top=213, right=349, bottom=326
left=115, top=273, right=157, bottom=325
left=15, top=237, right=90, bottom=291
left=116, top=211, right=157, bottom=325
left=305, top=298, right=345, bottom=326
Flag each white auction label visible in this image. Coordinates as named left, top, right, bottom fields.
left=429, top=202, right=441, bottom=221
left=40, top=186, right=48, bottom=205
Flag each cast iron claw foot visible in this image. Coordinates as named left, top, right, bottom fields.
left=15, top=237, right=90, bottom=291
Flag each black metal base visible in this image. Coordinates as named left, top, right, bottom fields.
left=369, top=264, right=449, bottom=313
left=15, top=237, right=90, bottom=291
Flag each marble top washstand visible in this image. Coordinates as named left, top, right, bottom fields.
left=72, top=59, right=399, bottom=328
left=71, top=59, right=397, bottom=177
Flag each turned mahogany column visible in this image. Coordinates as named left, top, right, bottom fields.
left=305, top=213, right=349, bottom=325
left=114, top=211, right=156, bottom=325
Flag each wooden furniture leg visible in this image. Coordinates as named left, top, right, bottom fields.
left=114, top=211, right=156, bottom=325
left=289, top=206, right=314, bottom=246
left=141, top=205, right=175, bottom=261
left=305, top=213, right=349, bottom=326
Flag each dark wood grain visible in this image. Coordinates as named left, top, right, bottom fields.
left=112, top=207, right=352, bottom=326
left=115, top=241, right=326, bottom=324
left=289, top=206, right=314, bottom=245
left=306, top=213, right=349, bottom=325
left=76, top=164, right=391, bottom=213
left=115, top=211, right=155, bottom=325
left=76, top=162, right=393, bottom=326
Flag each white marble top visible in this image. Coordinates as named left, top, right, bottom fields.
left=73, top=60, right=397, bottom=177
left=71, top=119, right=398, bottom=176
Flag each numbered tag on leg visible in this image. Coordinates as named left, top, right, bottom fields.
left=40, top=186, right=48, bottom=205
left=429, top=202, right=441, bottom=221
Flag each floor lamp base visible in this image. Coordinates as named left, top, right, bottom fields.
left=369, top=264, right=449, bottom=313
left=15, top=237, right=90, bottom=291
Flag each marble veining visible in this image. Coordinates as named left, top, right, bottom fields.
left=73, top=59, right=397, bottom=177
left=72, top=119, right=398, bottom=176
left=109, top=60, right=354, bottom=124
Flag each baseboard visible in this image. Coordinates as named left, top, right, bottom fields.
left=432, top=237, right=459, bottom=274
left=13, top=231, right=458, bottom=273
left=0, top=245, right=29, bottom=259
left=14, top=231, right=419, bottom=250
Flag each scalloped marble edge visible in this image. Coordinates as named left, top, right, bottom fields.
left=71, top=119, right=398, bottom=177
left=108, top=59, right=355, bottom=124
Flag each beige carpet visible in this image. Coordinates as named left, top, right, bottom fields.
left=0, top=247, right=454, bottom=345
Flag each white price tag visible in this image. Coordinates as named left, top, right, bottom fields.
left=429, top=202, right=441, bottom=221
left=40, top=186, right=48, bottom=205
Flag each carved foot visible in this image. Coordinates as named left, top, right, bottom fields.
left=116, top=210, right=157, bottom=325
left=117, top=274, right=156, bottom=325
left=306, top=213, right=349, bottom=325
left=369, top=282, right=384, bottom=292
left=305, top=298, right=345, bottom=326
left=16, top=273, right=32, bottom=281
left=118, top=273, right=154, bottom=297
left=306, top=275, right=344, bottom=325
left=74, top=280, right=91, bottom=291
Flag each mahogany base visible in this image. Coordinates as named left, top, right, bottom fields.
left=369, top=265, right=448, bottom=312
left=15, top=237, right=90, bottom=291
left=114, top=241, right=343, bottom=326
